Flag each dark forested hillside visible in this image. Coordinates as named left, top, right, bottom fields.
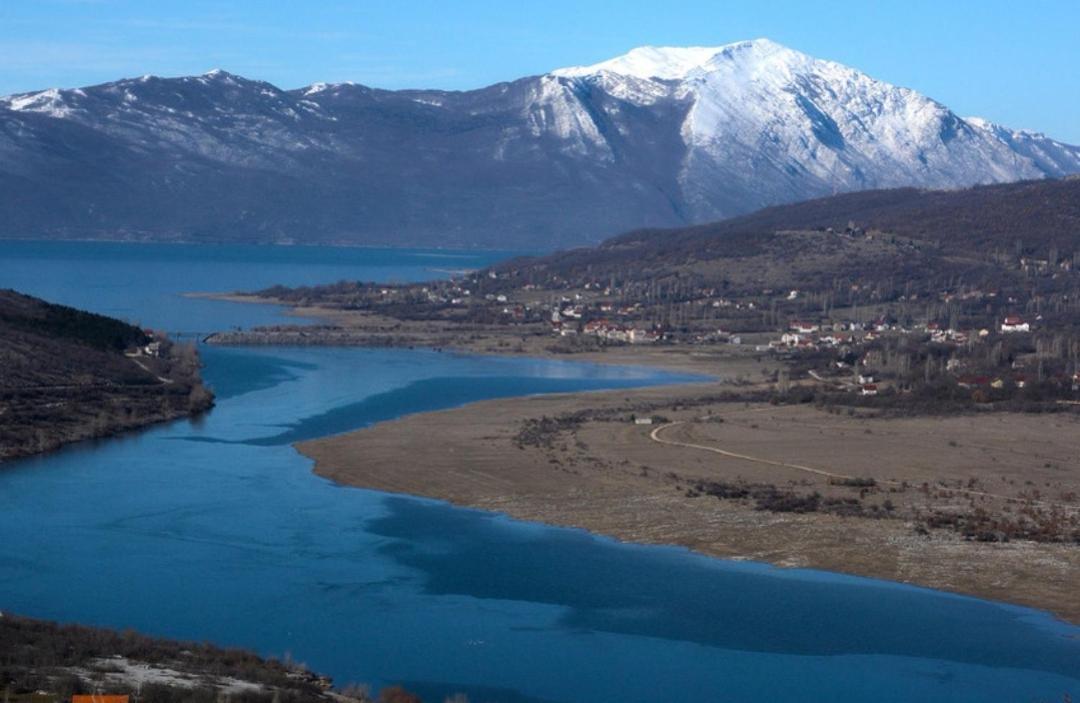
left=505, top=178, right=1080, bottom=285
left=0, top=290, right=213, bottom=461
left=0, top=289, right=150, bottom=352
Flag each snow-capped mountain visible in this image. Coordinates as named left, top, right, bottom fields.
left=553, top=40, right=1080, bottom=219
left=1, top=39, right=1077, bottom=248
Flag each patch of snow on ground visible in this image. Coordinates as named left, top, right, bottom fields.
left=79, top=657, right=266, bottom=695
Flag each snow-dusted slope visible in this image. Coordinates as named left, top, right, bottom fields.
left=553, top=45, right=732, bottom=80
left=965, top=117, right=1080, bottom=178
left=548, top=39, right=1080, bottom=219
left=0, top=39, right=1077, bottom=248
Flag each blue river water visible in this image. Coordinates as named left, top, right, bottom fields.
left=1, top=241, right=1078, bottom=702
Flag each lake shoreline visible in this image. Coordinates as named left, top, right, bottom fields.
left=298, top=384, right=1080, bottom=627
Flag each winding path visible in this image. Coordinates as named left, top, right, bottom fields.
left=648, top=420, right=1080, bottom=513
left=129, top=356, right=174, bottom=384
left=649, top=421, right=853, bottom=480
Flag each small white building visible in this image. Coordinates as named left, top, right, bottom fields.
left=1001, top=316, right=1030, bottom=333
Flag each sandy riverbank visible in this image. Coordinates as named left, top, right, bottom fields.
left=298, top=382, right=1080, bottom=625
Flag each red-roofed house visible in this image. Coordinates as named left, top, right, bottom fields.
left=789, top=321, right=819, bottom=334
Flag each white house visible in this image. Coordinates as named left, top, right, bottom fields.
left=1001, top=316, right=1030, bottom=333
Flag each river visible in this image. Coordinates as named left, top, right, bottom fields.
left=1, top=241, right=1077, bottom=702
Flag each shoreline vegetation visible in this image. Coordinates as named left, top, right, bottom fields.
left=0, top=290, right=214, bottom=464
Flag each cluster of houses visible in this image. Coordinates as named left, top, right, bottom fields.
left=582, top=320, right=662, bottom=344
left=956, top=370, right=1080, bottom=392
left=554, top=318, right=662, bottom=344
left=769, top=319, right=879, bottom=351
left=543, top=296, right=666, bottom=343
left=958, top=374, right=1029, bottom=390
left=769, top=314, right=1034, bottom=353
left=416, top=283, right=473, bottom=306
left=1019, top=256, right=1074, bottom=274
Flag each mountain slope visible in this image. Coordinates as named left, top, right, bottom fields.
left=2, top=40, right=1078, bottom=248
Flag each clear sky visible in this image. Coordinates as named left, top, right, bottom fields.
left=2, top=0, right=1078, bottom=142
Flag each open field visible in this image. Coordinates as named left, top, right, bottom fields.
left=299, top=381, right=1080, bottom=625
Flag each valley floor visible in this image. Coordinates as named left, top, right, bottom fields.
left=299, top=381, right=1080, bottom=626
left=206, top=294, right=1080, bottom=625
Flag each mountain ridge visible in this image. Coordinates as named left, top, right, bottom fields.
left=2, top=39, right=1078, bottom=248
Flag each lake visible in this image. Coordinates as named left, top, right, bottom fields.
left=1, top=241, right=1077, bottom=703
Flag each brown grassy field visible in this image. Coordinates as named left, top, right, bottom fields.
left=299, top=381, right=1080, bottom=625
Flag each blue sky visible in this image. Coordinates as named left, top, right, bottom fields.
left=2, top=0, right=1078, bottom=142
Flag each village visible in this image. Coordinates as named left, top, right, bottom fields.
left=262, top=243, right=1078, bottom=409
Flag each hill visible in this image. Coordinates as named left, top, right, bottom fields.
left=0, top=290, right=214, bottom=462
left=1, top=40, right=1077, bottom=249
left=500, top=178, right=1080, bottom=291
left=232, top=179, right=1080, bottom=415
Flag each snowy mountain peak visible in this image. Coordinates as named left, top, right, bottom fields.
left=193, top=69, right=256, bottom=87
left=1, top=87, right=78, bottom=118
left=551, top=38, right=794, bottom=80
left=967, top=116, right=1047, bottom=139
left=0, top=48, right=1077, bottom=248
left=302, top=81, right=356, bottom=96
left=542, top=38, right=1079, bottom=221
